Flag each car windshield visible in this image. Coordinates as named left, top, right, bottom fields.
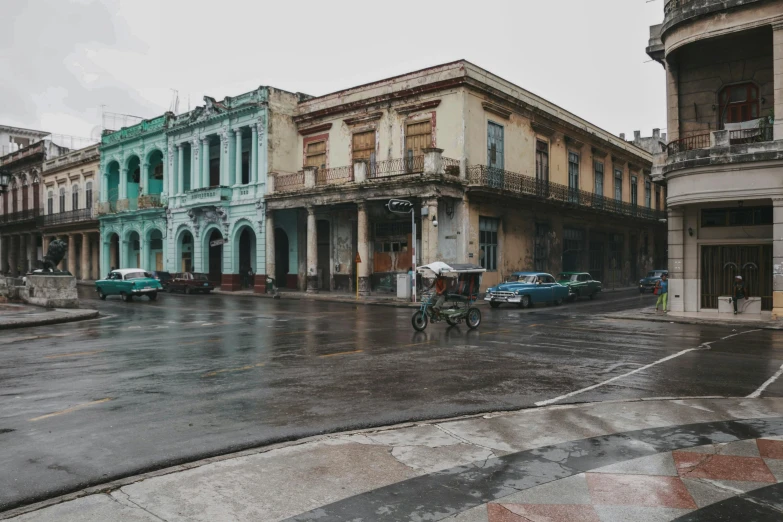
left=506, top=275, right=538, bottom=283
left=194, top=274, right=209, bottom=281
left=647, top=271, right=663, bottom=278
left=559, top=274, right=579, bottom=281
left=124, top=272, right=149, bottom=280
left=156, top=272, right=172, bottom=280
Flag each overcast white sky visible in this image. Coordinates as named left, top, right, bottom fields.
left=1, top=0, right=667, bottom=141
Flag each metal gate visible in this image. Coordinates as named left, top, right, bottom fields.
left=701, top=244, right=772, bottom=310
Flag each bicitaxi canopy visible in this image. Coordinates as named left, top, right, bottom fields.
left=416, top=262, right=486, bottom=277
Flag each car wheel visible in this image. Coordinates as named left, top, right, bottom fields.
left=185, top=287, right=192, bottom=295
left=120, top=292, right=132, bottom=302
left=490, top=302, right=500, bottom=309
left=411, top=311, right=428, bottom=332
left=519, top=295, right=530, bottom=309
left=466, top=307, right=482, bottom=329
left=149, top=292, right=158, bottom=301
left=570, top=291, right=579, bottom=302
left=98, top=290, right=106, bottom=300
left=554, top=298, right=563, bottom=306
left=589, top=292, right=596, bottom=300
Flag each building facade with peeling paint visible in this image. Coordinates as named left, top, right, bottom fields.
left=164, top=87, right=302, bottom=291
left=265, top=60, right=667, bottom=294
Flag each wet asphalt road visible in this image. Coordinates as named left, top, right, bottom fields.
left=1, top=288, right=782, bottom=511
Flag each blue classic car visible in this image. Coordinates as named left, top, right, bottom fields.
left=484, top=272, right=570, bottom=309
left=639, top=270, right=668, bottom=294
left=96, top=269, right=163, bottom=302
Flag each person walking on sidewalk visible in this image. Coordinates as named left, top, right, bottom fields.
left=731, top=275, right=747, bottom=315
left=655, top=273, right=668, bottom=312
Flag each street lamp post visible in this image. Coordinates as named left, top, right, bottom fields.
left=386, top=199, right=417, bottom=303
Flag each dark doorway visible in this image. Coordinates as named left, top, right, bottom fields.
left=701, top=244, right=772, bottom=310
left=274, top=228, right=289, bottom=288
left=207, top=229, right=223, bottom=286
left=238, top=227, right=255, bottom=289
left=109, top=233, right=120, bottom=271
left=589, top=239, right=605, bottom=283
left=317, top=219, right=330, bottom=290
left=209, top=157, right=220, bottom=188
left=629, top=234, right=638, bottom=282
left=562, top=228, right=584, bottom=273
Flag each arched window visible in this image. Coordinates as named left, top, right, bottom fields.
left=72, top=184, right=79, bottom=211
left=719, top=83, right=759, bottom=126
left=59, top=187, right=66, bottom=213
left=85, top=181, right=93, bottom=210
left=47, top=191, right=54, bottom=215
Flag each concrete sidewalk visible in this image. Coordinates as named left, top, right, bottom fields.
left=0, top=303, right=99, bottom=330
left=5, top=397, right=783, bottom=521
left=604, top=306, right=783, bottom=330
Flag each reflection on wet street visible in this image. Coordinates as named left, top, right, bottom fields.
left=0, top=287, right=781, bottom=511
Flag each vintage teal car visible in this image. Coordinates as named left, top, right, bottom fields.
left=558, top=272, right=602, bottom=301
left=96, top=269, right=163, bottom=302
left=484, top=272, right=570, bottom=309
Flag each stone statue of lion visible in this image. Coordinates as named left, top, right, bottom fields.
left=42, top=239, right=67, bottom=272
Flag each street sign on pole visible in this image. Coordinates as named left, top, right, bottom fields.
left=210, top=238, right=227, bottom=247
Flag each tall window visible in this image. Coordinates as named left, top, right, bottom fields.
left=630, top=176, right=638, bottom=206
left=594, top=161, right=604, bottom=197
left=656, top=187, right=662, bottom=210
left=72, top=184, right=79, bottom=211
left=568, top=152, right=579, bottom=203
left=614, top=169, right=623, bottom=201
left=479, top=217, right=499, bottom=271
left=47, top=191, right=53, bottom=215
left=59, top=187, right=66, bottom=213
left=405, top=120, right=432, bottom=158
left=645, top=180, right=651, bottom=208
left=85, top=182, right=93, bottom=210
left=487, top=122, right=504, bottom=170
left=535, top=141, right=549, bottom=183
left=305, top=139, right=326, bottom=169
left=352, top=131, right=376, bottom=168
left=719, top=82, right=759, bottom=126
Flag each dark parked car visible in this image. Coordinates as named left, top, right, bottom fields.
left=150, top=271, right=173, bottom=290
left=168, top=272, right=214, bottom=294
left=639, top=270, right=668, bottom=293
left=558, top=272, right=602, bottom=301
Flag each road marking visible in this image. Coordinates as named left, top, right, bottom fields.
left=45, top=350, right=105, bottom=359
left=319, top=349, right=364, bottom=358
left=748, top=363, right=783, bottom=398
left=29, top=398, right=112, bottom=422
left=536, top=329, right=761, bottom=407
left=478, top=329, right=512, bottom=335
left=201, top=363, right=265, bottom=378
left=399, top=340, right=437, bottom=348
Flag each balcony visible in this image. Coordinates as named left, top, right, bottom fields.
left=183, top=186, right=232, bottom=206
left=138, top=194, right=165, bottom=209
left=467, top=165, right=665, bottom=222
left=667, top=125, right=775, bottom=155
left=42, top=208, right=95, bottom=227
left=0, top=209, right=43, bottom=226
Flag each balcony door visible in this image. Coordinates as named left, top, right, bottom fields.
left=719, top=83, right=759, bottom=126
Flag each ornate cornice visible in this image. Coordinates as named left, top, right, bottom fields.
left=482, top=102, right=512, bottom=120
left=343, top=112, right=384, bottom=126
left=298, top=123, right=333, bottom=136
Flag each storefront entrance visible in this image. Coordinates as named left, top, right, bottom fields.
left=701, top=244, right=773, bottom=310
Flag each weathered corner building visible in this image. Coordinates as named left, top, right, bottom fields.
left=647, top=0, right=783, bottom=316
left=265, top=61, right=667, bottom=293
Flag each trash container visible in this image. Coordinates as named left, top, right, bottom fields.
left=397, top=273, right=411, bottom=299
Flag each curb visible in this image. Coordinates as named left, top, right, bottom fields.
left=601, top=312, right=783, bottom=330
left=0, top=310, right=100, bottom=330
left=0, top=394, right=755, bottom=520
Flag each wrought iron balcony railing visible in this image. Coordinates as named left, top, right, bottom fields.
left=368, top=155, right=424, bottom=178
left=467, top=165, right=665, bottom=221
left=729, top=126, right=774, bottom=145
left=42, top=208, right=94, bottom=227
left=666, top=133, right=711, bottom=155
left=0, top=208, right=43, bottom=225
left=315, top=165, right=353, bottom=185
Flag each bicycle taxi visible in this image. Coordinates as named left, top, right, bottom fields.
left=411, top=262, right=486, bottom=331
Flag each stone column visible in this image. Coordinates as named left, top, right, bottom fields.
left=250, top=124, right=259, bottom=184
left=266, top=209, right=276, bottom=287
left=102, top=238, right=112, bottom=277
left=353, top=161, right=367, bottom=183
left=67, top=234, right=76, bottom=274
left=177, top=145, right=185, bottom=194
left=423, top=147, right=444, bottom=175
left=773, top=198, right=783, bottom=319
left=119, top=238, right=128, bottom=270
left=140, top=235, right=149, bottom=271
left=42, top=236, right=50, bottom=259
left=306, top=206, right=318, bottom=293
left=220, top=131, right=229, bottom=187
left=27, top=233, right=36, bottom=272
left=357, top=202, right=370, bottom=296
left=120, top=168, right=128, bottom=199
left=18, top=235, right=26, bottom=274
left=201, top=137, right=210, bottom=188
left=234, top=128, right=243, bottom=186
left=773, top=22, right=783, bottom=141
left=422, top=198, right=439, bottom=265
left=304, top=166, right=317, bottom=188
left=141, top=163, right=149, bottom=195
left=81, top=232, right=90, bottom=280
left=0, top=235, right=7, bottom=274
left=101, top=173, right=108, bottom=202
left=667, top=207, right=685, bottom=313
left=10, top=235, right=19, bottom=276
left=90, top=234, right=101, bottom=281
left=192, top=139, right=200, bottom=190
left=665, top=60, right=680, bottom=143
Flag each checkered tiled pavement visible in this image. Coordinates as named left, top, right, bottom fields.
left=488, top=438, right=783, bottom=522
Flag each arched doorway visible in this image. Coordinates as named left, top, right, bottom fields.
left=207, top=228, right=223, bottom=286
left=237, top=226, right=256, bottom=289
left=146, top=150, right=164, bottom=196
left=126, top=156, right=141, bottom=203
left=177, top=230, right=194, bottom=273
left=148, top=229, right=164, bottom=270
left=274, top=228, right=289, bottom=288
left=127, top=231, right=140, bottom=268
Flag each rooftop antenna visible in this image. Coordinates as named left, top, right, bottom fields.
left=169, top=89, right=179, bottom=114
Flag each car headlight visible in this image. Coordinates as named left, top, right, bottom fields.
left=515, top=290, right=521, bottom=295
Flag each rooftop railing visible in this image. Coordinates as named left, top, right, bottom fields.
left=467, top=165, right=665, bottom=221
